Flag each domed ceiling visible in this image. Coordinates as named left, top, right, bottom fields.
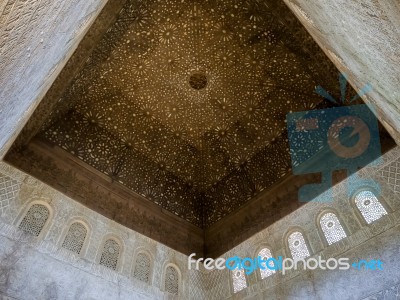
left=44, top=0, right=323, bottom=226
left=8, top=0, right=393, bottom=256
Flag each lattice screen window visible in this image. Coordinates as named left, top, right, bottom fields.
left=133, top=252, right=151, bottom=283
left=258, top=248, right=275, bottom=279
left=355, top=191, right=388, bottom=224
left=99, top=239, right=120, bottom=270
left=288, top=231, right=310, bottom=260
left=18, top=204, right=50, bottom=236
left=232, top=269, right=247, bottom=293
left=61, top=222, right=87, bottom=254
left=320, top=212, right=347, bottom=245
left=165, top=266, right=179, bottom=295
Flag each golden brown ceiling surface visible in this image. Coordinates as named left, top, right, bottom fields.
left=10, top=0, right=347, bottom=230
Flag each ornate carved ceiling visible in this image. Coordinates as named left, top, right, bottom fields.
left=10, top=0, right=351, bottom=232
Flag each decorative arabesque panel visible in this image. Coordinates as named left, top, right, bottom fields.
left=0, top=173, right=20, bottom=216
left=319, top=212, right=347, bottom=245
left=18, top=204, right=50, bottom=236
left=232, top=269, right=247, bottom=293
left=133, top=252, right=151, bottom=283
left=99, top=239, right=120, bottom=270
left=288, top=231, right=310, bottom=260
left=62, top=222, right=87, bottom=254
left=165, top=266, right=179, bottom=295
left=258, top=247, right=275, bottom=279
left=355, top=191, right=387, bottom=224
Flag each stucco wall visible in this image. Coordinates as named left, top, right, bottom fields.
left=0, top=0, right=109, bottom=158
left=281, top=0, right=400, bottom=143
left=0, top=0, right=399, bottom=299
left=0, top=162, right=190, bottom=300
left=1, top=148, right=400, bottom=299
left=194, top=147, right=400, bottom=300
left=0, top=233, right=164, bottom=300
